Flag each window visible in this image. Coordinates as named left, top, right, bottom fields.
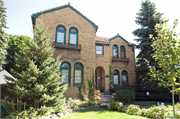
left=61, top=62, right=71, bottom=84
left=56, top=26, right=66, bottom=44
left=122, top=70, right=128, bottom=86
left=74, top=63, right=83, bottom=85
left=69, top=27, right=78, bottom=45
left=113, top=69, right=120, bottom=85
left=120, top=45, right=126, bottom=58
left=113, top=45, right=118, bottom=57
left=96, top=45, right=103, bottom=55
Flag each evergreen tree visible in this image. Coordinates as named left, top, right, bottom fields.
left=133, top=0, right=162, bottom=87
left=4, top=22, right=67, bottom=114
left=133, top=0, right=167, bottom=99
left=0, top=0, right=8, bottom=71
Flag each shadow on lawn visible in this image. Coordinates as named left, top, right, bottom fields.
left=76, top=107, right=115, bottom=114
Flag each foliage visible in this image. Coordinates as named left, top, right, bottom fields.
left=76, top=85, right=84, bottom=101
left=133, top=0, right=165, bottom=99
left=66, top=98, right=81, bottom=108
left=0, top=0, right=9, bottom=71
left=76, top=81, right=87, bottom=101
left=142, top=105, right=173, bottom=118
left=5, top=35, right=32, bottom=72
left=87, top=71, right=96, bottom=101
left=148, top=17, right=180, bottom=118
left=11, top=106, right=55, bottom=119
left=126, top=105, right=141, bottom=115
left=176, top=102, right=180, bottom=111
left=95, top=90, right=100, bottom=101
left=115, top=90, right=135, bottom=103
left=3, top=22, right=67, bottom=116
left=109, top=101, right=123, bottom=112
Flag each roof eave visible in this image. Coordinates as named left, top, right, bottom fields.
left=31, top=4, right=98, bottom=29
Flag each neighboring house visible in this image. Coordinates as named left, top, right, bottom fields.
left=31, top=3, right=136, bottom=98
left=0, top=70, right=15, bottom=84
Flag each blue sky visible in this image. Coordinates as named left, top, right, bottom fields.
left=4, top=0, right=180, bottom=56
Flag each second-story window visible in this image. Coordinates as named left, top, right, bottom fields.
left=113, top=45, right=118, bottom=57
left=56, top=26, right=66, bottom=44
left=69, top=28, right=78, bottom=45
left=120, top=45, right=126, bottom=58
left=96, top=45, right=103, bottom=55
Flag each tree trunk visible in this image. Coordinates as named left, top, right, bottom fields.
left=172, top=71, right=176, bottom=118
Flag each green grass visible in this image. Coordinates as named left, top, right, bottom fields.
left=60, top=107, right=148, bottom=119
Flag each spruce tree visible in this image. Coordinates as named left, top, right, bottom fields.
left=133, top=0, right=164, bottom=98
left=0, top=0, right=8, bottom=71
left=4, top=22, right=67, bottom=114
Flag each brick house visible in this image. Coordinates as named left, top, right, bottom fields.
left=31, top=3, right=136, bottom=98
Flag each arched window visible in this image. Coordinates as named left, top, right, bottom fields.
left=122, top=70, right=128, bottom=86
left=74, top=63, right=83, bottom=85
left=69, top=27, right=78, bottom=45
left=56, top=25, right=66, bottom=44
left=120, top=45, right=126, bottom=58
left=113, top=69, right=120, bottom=85
left=61, top=62, right=71, bottom=84
left=113, top=45, right=118, bottom=57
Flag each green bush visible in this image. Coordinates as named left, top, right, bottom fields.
left=141, top=105, right=172, bottom=118
left=11, top=106, right=55, bottom=119
left=109, top=101, right=123, bottom=112
left=66, top=98, right=81, bottom=108
left=126, top=105, right=141, bottom=115
left=115, top=90, right=135, bottom=103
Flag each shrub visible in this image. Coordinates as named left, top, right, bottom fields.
left=11, top=106, right=55, bottom=119
left=109, top=101, right=123, bottom=112
left=142, top=105, right=173, bottom=118
left=126, top=105, right=141, bottom=115
left=176, top=102, right=180, bottom=110
left=115, top=90, right=135, bottom=103
left=66, top=98, right=81, bottom=108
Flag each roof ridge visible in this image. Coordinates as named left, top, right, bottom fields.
left=31, top=3, right=98, bottom=29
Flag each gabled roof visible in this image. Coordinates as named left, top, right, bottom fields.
left=108, top=33, right=135, bottom=46
left=95, top=36, right=109, bottom=43
left=31, top=3, right=98, bottom=29
left=0, top=70, right=15, bottom=84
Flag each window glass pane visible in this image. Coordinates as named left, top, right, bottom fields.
left=75, top=70, right=81, bottom=83
left=70, top=34, right=77, bottom=44
left=96, top=50, right=102, bottom=55
left=121, top=51, right=125, bottom=58
left=122, top=71, right=127, bottom=75
left=113, top=48, right=117, bottom=57
left=96, top=46, right=103, bottom=55
left=70, top=29, right=77, bottom=33
left=113, top=70, right=118, bottom=74
left=62, top=69, right=69, bottom=83
left=75, top=64, right=82, bottom=68
left=57, top=32, right=64, bottom=43
left=58, top=27, right=64, bottom=31
left=113, top=75, right=118, bottom=85
left=61, top=63, right=69, bottom=68
left=96, top=46, right=102, bottom=50
left=122, top=76, right=127, bottom=82
left=121, top=46, right=125, bottom=50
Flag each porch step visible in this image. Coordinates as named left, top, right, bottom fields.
left=99, top=93, right=114, bottom=104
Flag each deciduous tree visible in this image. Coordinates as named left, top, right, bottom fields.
left=148, top=17, right=180, bottom=118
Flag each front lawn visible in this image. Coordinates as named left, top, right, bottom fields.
left=60, top=107, right=148, bottom=119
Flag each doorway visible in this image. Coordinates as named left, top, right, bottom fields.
left=95, top=66, right=105, bottom=92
